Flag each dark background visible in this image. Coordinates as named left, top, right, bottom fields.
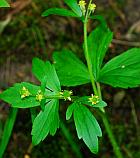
left=0, top=0, right=140, bottom=157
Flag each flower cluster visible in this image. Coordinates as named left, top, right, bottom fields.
left=78, top=0, right=96, bottom=16
left=88, top=94, right=99, bottom=105
left=59, top=90, right=73, bottom=101
left=88, top=3, right=96, bottom=12
left=20, top=87, right=31, bottom=99
left=78, top=0, right=86, bottom=15
left=36, top=90, right=44, bottom=102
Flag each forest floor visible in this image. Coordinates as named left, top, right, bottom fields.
left=0, top=0, right=140, bottom=158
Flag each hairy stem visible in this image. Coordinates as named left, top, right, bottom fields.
left=83, top=19, right=123, bottom=158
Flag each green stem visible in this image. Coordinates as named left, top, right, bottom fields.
left=100, top=112, right=123, bottom=158
left=83, top=18, right=123, bottom=158
left=84, top=21, right=98, bottom=95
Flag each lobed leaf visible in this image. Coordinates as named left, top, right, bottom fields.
left=32, top=99, right=59, bottom=145
left=87, top=24, right=113, bottom=80
left=32, top=58, right=61, bottom=92
left=98, top=48, right=140, bottom=88
left=53, top=49, right=90, bottom=86
left=0, top=82, right=40, bottom=108
left=66, top=102, right=102, bottom=153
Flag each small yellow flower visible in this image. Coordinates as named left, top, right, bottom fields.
left=79, top=0, right=86, bottom=7
left=20, top=86, right=30, bottom=99
left=59, top=90, right=73, bottom=101
left=78, top=0, right=86, bottom=15
left=88, top=3, right=96, bottom=12
left=36, top=90, right=44, bottom=102
left=88, top=94, right=99, bottom=105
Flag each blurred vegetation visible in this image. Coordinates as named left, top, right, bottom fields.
left=0, top=0, right=140, bottom=158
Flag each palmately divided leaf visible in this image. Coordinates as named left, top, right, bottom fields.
left=42, top=8, right=78, bottom=17
left=53, top=49, right=90, bottom=86
left=32, top=58, right=61, bottom=92
left=0, top=82, right=40, bottom=108
left=87, top=24, right=113, bottom=80
left=98, top=48, right=140, bottom=88
left=0, top=0, right=10, bottom=7
left=66, top=103, right=102, bottom=153
left=32, top=99, right=59, bottom=145
left=64, top=0, right=82, bottom=17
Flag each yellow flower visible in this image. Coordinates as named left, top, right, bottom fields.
left=59, top=90, right=73, bottom=101
left=88, top=3, right=96, bottom=12
left=78, top=0, right=86, bottom=15
left=20, top=86, right=30, bottom=99
left=36, top=90, right=44, bottom=102
left=88, top=94, right=99, bottom=105
left=78, top=0, right=86, bottom=7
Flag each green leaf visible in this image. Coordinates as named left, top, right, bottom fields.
left=0, top=82, right=40, bottom=108
left=53, top=49, right=90, bottom=86
left=64, top=0, right=82, bottom=17
left=42, top=8, right=78, bottom=17
left=87, top=24, right=113, bottom=80
left=45, top=61, right=61, bottom=91
left=77, top=96, right=107, bottom=108
left=0, top=108, right=17, bottom=158
left=66, top=103, right=102, bottom=153
left=0, top=0, right=10, bottom=7
left=98, top=48, right=140, bottom=88
left=32, top=58, right=48, bottom=82
left=32, top=99, right=59, bottom=145
left=66, top=102, right=76, bottom=120
left=32, top=58, right=61, bottom=92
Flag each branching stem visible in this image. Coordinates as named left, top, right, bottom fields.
left=83, top=9, right=123, bottom=158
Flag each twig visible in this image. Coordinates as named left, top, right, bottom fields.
left=122, top=145, right=133, bottom=158
left=112, top=39, right=140, bottom=47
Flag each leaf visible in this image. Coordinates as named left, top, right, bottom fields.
left=64, top=0, right=82, bottom=17
left=42, top=8, right=78, bottom=17
left=45, top=62, right=61, bottom=92
left=66, top=102, right=76, bottom=120
left=98, top=48, right=140, bottom=88
left=0, top=0, right=10, bottom=7
left=53, top=49, right=90, bottom=86
left=32, top=58, right=61, bottom=92
left=32, top=58, right=48, bottom=82
left=77, top=96, right=107, bottom=108
left=87, top=24, right=113, bottom=80
left=0, top=108, right=17, bottom=158
left=32, top=99, right=59, bottom=145
left=0, top=82, right=40, bottom=108
left=66, top=103, right=102, bottom=153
